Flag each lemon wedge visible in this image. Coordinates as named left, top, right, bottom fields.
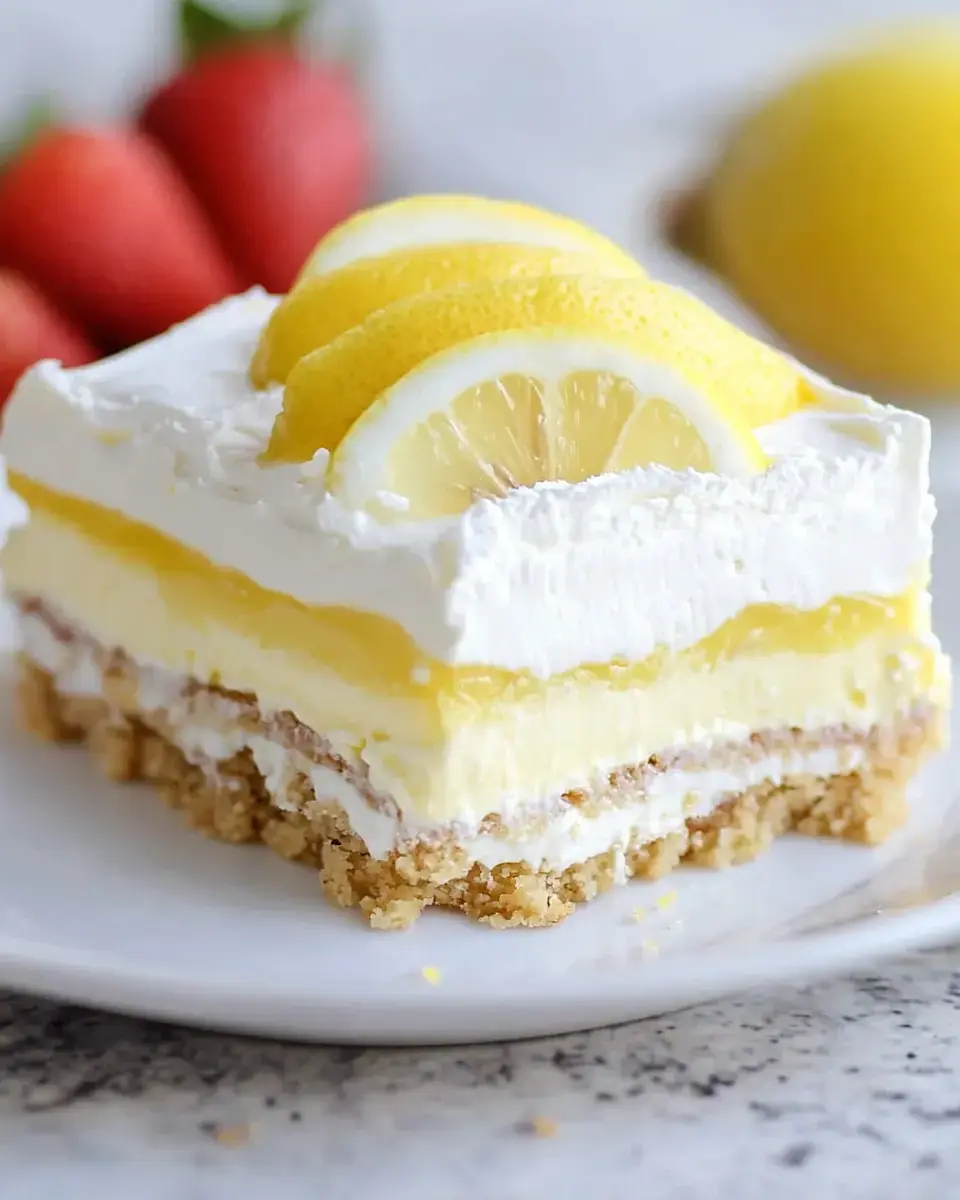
left=326, top=328, right=768, bottom=521
left=298, top=194, right=639, bottom=280
left=266, top=275, right=811, bottom=462
left=251, top=243, right=643, bottom=387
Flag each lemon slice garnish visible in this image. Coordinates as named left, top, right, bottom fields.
left=251, top=243, right=643, bottom=387
left=297, top=194, right=639, bottom=280
left=266, top=275, right=811, bottom=462
left=326, top=328, right=768, bottom=521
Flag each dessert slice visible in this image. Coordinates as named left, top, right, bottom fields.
left=0, top=196, right=949, bottom=929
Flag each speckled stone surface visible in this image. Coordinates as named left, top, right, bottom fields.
left=2, top=950, right=960, bottom=1199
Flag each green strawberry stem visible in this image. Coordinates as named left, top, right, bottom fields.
left=0, top=99, right=56, bottom=171
left=180, top=0, right=317, bottom=61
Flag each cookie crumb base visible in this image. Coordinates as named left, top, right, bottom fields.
left=17, top=656, right=944, bottom=930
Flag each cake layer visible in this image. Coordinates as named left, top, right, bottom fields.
left=0, top=292, right=936, bottom=677
left=18, top=641, right=943, bottom=928
left=9, top=476, right=935, bottom=700
left=3, top=297, right=946, bottom=823
left=13, top=537, right=948, bottom=824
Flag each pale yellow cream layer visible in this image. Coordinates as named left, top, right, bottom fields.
left=3, top=480, right=946, bottom=818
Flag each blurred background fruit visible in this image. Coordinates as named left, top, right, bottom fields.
left=0, top=126, right=240, bottom=348
left=5, top=0, right=960, bottom=408
left=0, top=0, right=369, bottom=394
left=676, top=23, right=960, bottom=394
left=0, top=269, right=95, bottom=396
left=140, top=8, right=369, bottom=293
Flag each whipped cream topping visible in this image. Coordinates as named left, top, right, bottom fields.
left=1, top=291, right=936, bottom=675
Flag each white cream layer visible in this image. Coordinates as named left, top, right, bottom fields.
left=10, top=526, right=944, bottom=821
left=0, top=291, right=936, bottom=676
left=20, top=609, right=866, bottom=870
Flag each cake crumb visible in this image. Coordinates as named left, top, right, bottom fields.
left=656, top=889, right=678, bottom=912
left=526, top=1116, right=558, bottom=1138
left=210, top=1123, right=252, bottom=1147
left=631, top=906, right=647, bottom=922
left=421, top=965, right=442, bottom=985
left=641, top=937, right=661, bottom=957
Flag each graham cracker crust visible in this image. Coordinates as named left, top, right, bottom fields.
left=16, top=654, right=945, bottom=930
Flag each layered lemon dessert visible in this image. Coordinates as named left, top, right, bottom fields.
left=0, top=196, right=949, bottom=928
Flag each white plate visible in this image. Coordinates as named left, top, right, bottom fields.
left=0, top=488, right=958, bottom=1047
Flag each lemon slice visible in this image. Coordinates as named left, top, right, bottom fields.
left=327, top=329, right=767, bottom=521
left=267, top=275, right=812, bottom=462
left=251, top=243, right=643, bottom=387
left=298, top=194, right=639, bottom=280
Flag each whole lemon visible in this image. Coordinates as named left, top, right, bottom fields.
left=695, top=25, right=960, bottom=392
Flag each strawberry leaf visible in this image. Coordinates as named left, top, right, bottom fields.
left=180, top=0, right=316, bottom=62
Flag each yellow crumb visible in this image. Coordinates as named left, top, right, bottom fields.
left=631, top=906, right=647, bottom=922
left=641, top=937, right=661, bottom=957
left=421, top=965, right=442, bottom=985
left=656, top=889, right=678, bottom=912
left=95, top=428, right=132, bottom=447
left=213, top=1124, right=252, bottom=1147
left=528, top=1116, right=558, bottom=1138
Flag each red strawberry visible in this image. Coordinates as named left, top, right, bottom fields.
left=0, top=127, right=241, bottom=348
left=140, top=43, right=369, bottom=292
left=0, top=269, right=97, bottom=401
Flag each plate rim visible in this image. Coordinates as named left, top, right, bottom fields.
left=0, top=889, right=957, bottom=1045
left=4, top=473, right=960, bottom=1044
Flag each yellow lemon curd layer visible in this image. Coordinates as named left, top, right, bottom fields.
left=5, top=476, right=945, bottom=820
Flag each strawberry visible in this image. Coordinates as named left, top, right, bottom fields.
left=0, top=127, right=241, bottom=348
left=0, top=269, right=97, bottom=400
left=140, top=1, right=369, bottom=293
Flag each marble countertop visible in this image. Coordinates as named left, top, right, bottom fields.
left=2, top=949, right=960, bottom=1199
